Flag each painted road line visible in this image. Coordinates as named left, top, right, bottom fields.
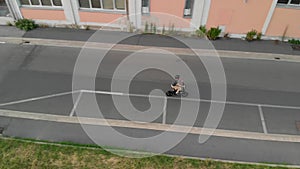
left=84, top=90, right=300, bottom=110
left=162, top=96, right=167, bottom=124
left=82, top=90, right=124, bottom=96
left=258, top=105, right=268, bottom=134
left=0, top=41, right=6, bottom=44
left=1, top=89, right=300, bottom=111
left=1, top=109, right=300, bottom=143
left=69, top=91, right=83, bottom=117
left=0, top=90, right=81, bottom=107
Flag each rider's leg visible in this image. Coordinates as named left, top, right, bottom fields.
left=176, top=87, right=181, bottom=94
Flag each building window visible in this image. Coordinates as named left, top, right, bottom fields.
left=184, top=0, right=193, bottom=17
left=78, top=0, right=126, bottom=11
left=277, top=0, right=300, bottom=5
left=142, top=0, right=149, bottom=14
left=20, top=0, right=62, bottom=6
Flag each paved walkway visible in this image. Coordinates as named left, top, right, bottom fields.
left=1, top=26, right=300, bottom=56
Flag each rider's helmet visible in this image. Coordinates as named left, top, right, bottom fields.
left=175, top=75, right=180, bottom=80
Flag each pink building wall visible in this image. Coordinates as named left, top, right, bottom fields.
left=79, top=11, right=125, bottom=23
left=266, top=7, right=300, bottom=38
left=21, top=8, right=66, bottom=20
left=146, top=0, right=191, bottom=28
left=206, top=0, right=273, bottom=34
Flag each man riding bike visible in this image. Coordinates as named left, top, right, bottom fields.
left=171, top=75, right=184, bottom=95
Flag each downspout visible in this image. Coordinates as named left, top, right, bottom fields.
left=69, top=0, right=78, bottom=25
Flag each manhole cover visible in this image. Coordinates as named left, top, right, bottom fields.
left=296, top=121, right=300, bottom=131
left=0, top=127, right=4, bottom=134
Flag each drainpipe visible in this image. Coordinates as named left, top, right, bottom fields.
left=5, top=0, right=22, bottom=20
left=126, top=0, right=129, bottom=21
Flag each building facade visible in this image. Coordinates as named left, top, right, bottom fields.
left=1, top=0, right=300, bottom=39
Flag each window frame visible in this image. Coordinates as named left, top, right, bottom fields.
left=141, top=0, right=150, bottom=15
left=20, top=0, right=63, bottom=8
left=183, top=0, right=194, bottom=18
left=277, top=0, right=300, bottom=6
left=78, top=0, right=126, bottom=12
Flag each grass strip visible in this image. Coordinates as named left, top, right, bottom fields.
left=0, top=136, right=295, bottom=169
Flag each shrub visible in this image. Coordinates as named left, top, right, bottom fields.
left=196, top=25, right=207, bottom=37
left=246, top=29, right=257, bottom=41
left=288, top=39, right=300, bottom=45
left=162, top=25, right=166, bottom=35
left=224, top=33, right=230, bottom=38
left=38, top=24, right=49, bottom=28
left=144, top=22, right=149, bottom=33
left=256, top=32, right=262, bottom=40
left=6, top=21, right=13, bottom=26
left=85, top=25, right=90, bottom=30
left=206, top=27, right=222, bottom=40
left=15, top=19, right=38, bottom=31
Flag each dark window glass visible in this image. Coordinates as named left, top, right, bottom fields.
left=41, top=0, right=52, bottom=6
left=21, top=0, right=30, bottom=5
left=31, top=0, right=40, bottom=5
left=91, top=0, right=101, bottom=8
left=103, top=0, right=113, bottom=9
left=184, top=0, right=193, bottom=16
left=277, top=0, right=289, bottom=4
left=291, top=0, right=300, bottom=4
left=79, top=0, right=90, bottom=8
left=53, top=0, right=62, bottom=6
left=115, top=0, right=125, bottom=9
left=142, top=0, right=149, bottom=7
left=184, top=0, right=193, bottom=9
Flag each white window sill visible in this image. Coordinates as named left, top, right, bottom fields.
left=79, top=8, right=126, bottom=14
left=21, top=5, right=63, bottom=10
left=276, top=4, right=300, bottom=9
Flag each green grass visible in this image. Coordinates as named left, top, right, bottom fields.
left=0, top=137, right=295, bottom=169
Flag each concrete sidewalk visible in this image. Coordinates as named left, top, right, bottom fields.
left=1, top=36, right=300, bottom=63
left=1, top=26, right=300, bottom=56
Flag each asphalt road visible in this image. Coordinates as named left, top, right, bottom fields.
left=0, top=43, right=300, bottom=164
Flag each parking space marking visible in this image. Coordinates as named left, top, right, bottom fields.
left=162, top=97, right=167, bottom=124
left=0, top=90, right=81, bottom=107
left=258, top=105, right=268, bottom=134
left=69, top=91, right=83, bottom=117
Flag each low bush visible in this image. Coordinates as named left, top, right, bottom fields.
left=288, top=39, right=300, bottom=45
left=246, top=29, right=257, bottom=41
left=206, top=27, right=222, bottom=40
left=256, top=32, right=262, bottom=40
left=6, top=21, right=13, bottom=26
left=15, top=19, right=38, bottom=31
left=196, top=25, right=207, bottom=37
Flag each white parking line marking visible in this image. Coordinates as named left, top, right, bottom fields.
left=0, top=42, right=6, bottom=44
left=69, top=91, right=83, bottom=117
left=258, top=105, right=268, bottom=134
left=0, top=89, right=300, bottom=111
left=0, top=90, right=80, bottom=107
left=162, top=97, right=167, bottom=124
left=84, top=90, right=300, bottom=110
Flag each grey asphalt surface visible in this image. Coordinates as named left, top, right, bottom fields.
left=1, top=116, right=300, bottom=165
left=0, top=40, right=300, bottom=164
left=1, top=26, right=300, bottom=55
left=0, top=43, right=300, bottom=133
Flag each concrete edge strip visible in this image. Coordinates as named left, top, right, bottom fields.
left=1, top=37, right=299, bottom=62
left=1, top=136, right=298, bottom=169
left=1, top=109, right=300, bottom=143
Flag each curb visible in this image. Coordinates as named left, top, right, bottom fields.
left=0, top=37, right=300, bottom=63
